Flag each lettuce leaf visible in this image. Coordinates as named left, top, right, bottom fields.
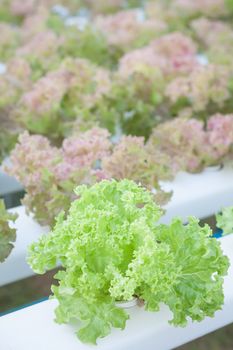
left=28, top=180, right=229, bottom=344
left=0, top=200, right=18, bottom=262
left=216, top=206, right=233, bottom=235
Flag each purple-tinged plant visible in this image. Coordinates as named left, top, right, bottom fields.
left=119, top=32, right=199, bottom=80
left=145, top=1, right=188, bottom=32
left=17, top=30, right=62, bottom=58
left=151, top=31, right=197, bottom=58
left=6, top=128, right=174, bottom=225
left=0, top=57, right=31, bottom=160
left=166, top=64, right=231, bottom=116
left=15, top=58, right=111, bottom=138
left=18, top=6, right=119, bottom=68
left=95, top=9, right=167, bottom=50
left=172, top=0, right=228, bottom=19
left=148, top=118, right=207, bottom=173
left=103, top=135, right=173, bottom=183
left=20, top=6, right=50, bottom=41
left=6, top=128, right=111, bottom=225
left=17, top=4, right=70, bottom=41
left=148, top=115, right=233, bottom=173
left=145, top=0, right=229, bottom=33
left=51, top=128, right=111, bottom=184
left=206, top=114, right=233, bottom=161
left=118, top=45, right=165, bottom=78
left=10, top=0, right=80, bottom=18
left=15, top=69, right=70, bottom=138
left=16, top=30, right=63, bottom=74
left=6, top=131, right=61, bottom=188
left=191, top=18, right=233, bottom=69
left=10, top=0, right=36, bottom=17
left=61, top=127, right=111, bottom=170
left=102, top=135, right=173, bottom=203
left=20, top=70, right=70, bottom=115
left=191, top=18, right=233, bottom=48
left=0, top=57, right=32, bottom=113
left=7, top=56, right=32, bottom=80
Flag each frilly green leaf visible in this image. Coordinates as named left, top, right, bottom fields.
left=28, top=180, right=229, bottom=344
left=0, top=200, right=18, bottom=263
left=216, top=206, right=233, bottom=236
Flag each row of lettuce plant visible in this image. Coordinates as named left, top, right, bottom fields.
left=5, top=114, right=233, bottom=225
left=0, top=1, right=232, bottom=343
left=1, top=1, right=233, bottom=161
left=1, top=35, right=233, bottom=139
left=0, top=178, right=232, bottom=344
left=1, top=114, right=232, bottom=261
left=0, top=0, right=233, bottom=268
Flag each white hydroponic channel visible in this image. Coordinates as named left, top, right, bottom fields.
left=0, top=234, right=232, bottom=350
left=1, top=165, right=233, bottom=286
left=1, top=166, right=233, bottom=349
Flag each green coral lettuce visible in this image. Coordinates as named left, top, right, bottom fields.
left=60, top=25, right=121, bottom=69
left=0, top=129, right=18, bottom=164
left=0, top=199, right=18, bottom=262
left=225, top=0, right=233, bottom=14
left=90, top=69, right=165, bottom=139
left=216, top=206, right=233, bottom=236
left=0, top=23, right=20, bottom=61
left=28, top=180, right=229, bottom=344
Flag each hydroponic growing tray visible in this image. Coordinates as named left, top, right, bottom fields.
left=0, top=167, right=23, bottom=197
left=1, top=166, right=233, bottom=286
left=0, top=233, right=232, bottom=350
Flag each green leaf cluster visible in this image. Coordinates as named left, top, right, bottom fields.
left=90, top=70, right=165, bottom=139
left=0, top=129, right=18, bottom=164
left=60, top=25, right=121, bottom=69
left=225, top=0, right=233, bottom=14
left=22, top=168, right=88, bottom=226
left=0, top=199, right=18, bottom=262
left=28, top=180, right=229, bottom=344
left=0, top=0, right=22, bottom=25
left=216, top=206, right=233, bottom=236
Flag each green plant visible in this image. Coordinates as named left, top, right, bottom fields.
left=28, top=180, right=229, bottom=344
left=60, top=25, right=121, bottom=69
left=216, top=206, right=233, bottom=235
left=0, top=200, right=18, bottom=262
left=0, top=129, right=18, bottom=164
left=6, top=128, right=111, bottom=226
left=0, top=1, right=18, bottom=24
left=90, top=69, right=165, bottom=139
left=225, top=0, right=233, bottom=14
left=14, top=57, right=113, bottom=141
left=0, top=22, right=20, bottom=61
